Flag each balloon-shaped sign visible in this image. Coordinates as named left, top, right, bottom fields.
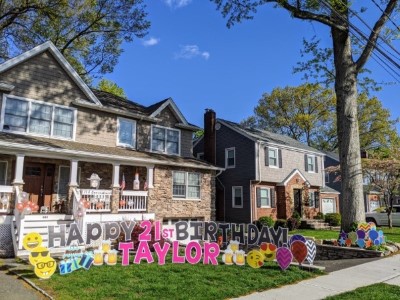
left=356, top=230, right=366, bottom=239
left=368, top=222, right=377, bottom=231
left=369, top=230, right=379, bottom=241
left=305, top=240, right=316, bottom=265
left=348, top=232, right=357, bottom=244
left=289, top=234, right=306, bottom=245
left=276, top=247, right=293, bottom=271
left=356, top=239, right=365, bottom=248
left=290, top=241, right=307, bottom=265
left=357, top=223, right=371, bottom=232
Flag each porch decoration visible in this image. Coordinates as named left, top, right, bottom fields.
left=133, top=172, right=140, bottom=190
left=16, top=192, right=39, bottom=214
left=88, top=173, right=102, bottom=189
left=276, top=247, right=293, bottom=271
left=1, top=194, right=9, bottom=208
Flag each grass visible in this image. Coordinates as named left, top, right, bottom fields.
left=324, top=283, right=400, bottom=300
left=292, top=227, right=400, bottom=243
left=17, top=255, right=321, bottom=300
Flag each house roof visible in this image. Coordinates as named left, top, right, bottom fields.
left=320, top=186, right=341, bottom=194
left=0, top=132, right=220, bottom=170
left=218, top=119, right=324, bottom=155
left=321, top=150, right=339, bottom=161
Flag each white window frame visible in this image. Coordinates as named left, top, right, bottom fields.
left=309, top=191, right=315, bottom=207
left=57, top=165, right=81, bottom=196
left=151, top=124, right=181, bottom=155
left=225, top=147, right=235, bottom=168
left=172, top=171, right=201, bottom=200
left=322, top=198, right=336, bottom=213
left=232, top=186, right=243, bottom=208
left=307, top=154, right=316, bottom=173
left=0, top=161, right=8, bottom=185
left=268, top=147, right=279, bottom=168
left=259, top=187, right=271, bottom=208
left=0, top=95, right=77, bottom=140
left=117, top=117, right=137, bottom=148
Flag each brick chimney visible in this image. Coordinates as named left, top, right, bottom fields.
left=204, top=109, right=216, bottom=164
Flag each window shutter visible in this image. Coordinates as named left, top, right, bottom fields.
left=315, top=191, right=320, bottom=208
left=315, top=156, right=318, bottom=173
left=304, top=154, right=308, bottom=172
left=265, top=147, right=269, bottom=166
left=256, top=188, right=261, bottom=208
left=271, top=189, right=276, bottom=208
left=278, top=149, right=282, bottom=168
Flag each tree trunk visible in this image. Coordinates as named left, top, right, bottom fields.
left=332, top=24, right=365, bottom=232
left=388, top=213, right=393, bottom=229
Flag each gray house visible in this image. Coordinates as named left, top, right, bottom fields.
left=194, top=109, right=340, bottom=224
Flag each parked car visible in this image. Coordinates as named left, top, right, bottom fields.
left=365, top=205, right=400, bottom=227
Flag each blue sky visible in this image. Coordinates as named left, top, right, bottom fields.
left=104, top=1, right=399, bottom=130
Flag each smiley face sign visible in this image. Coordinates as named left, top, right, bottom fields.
left=34, top=256, right=57, bottom=279
left=23, top=232, right=43, bottom=250
left=29, top=246, right=50, bottom=265
left=259, top=243, right=277, bottom=262
left=246, top=250, right=265, bottom=269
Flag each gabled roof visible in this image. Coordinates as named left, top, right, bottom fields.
left=322, top=150, right=339, bottom=161
left=277, top=169, right=308, bottom=186
left=149, top=98, right=189, bottom=126
left=218, top=119, right=324, bottom=155
left=0, top=41, right=102, bottom=106
left=320, top=186, right=340, bottom=194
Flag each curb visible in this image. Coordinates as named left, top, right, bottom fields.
left=9, top=269, right=54, bottom=300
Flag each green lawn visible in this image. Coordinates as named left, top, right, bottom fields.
left=292, top=227, right=400, bottom=243
left=324, top=283, right=400, bottom=300
left=17, top=257, right=321, bottom=300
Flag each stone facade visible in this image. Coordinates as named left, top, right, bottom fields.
left=148, top=166, right=216, bottom=221
left=316, top=244, right=383, bottom=260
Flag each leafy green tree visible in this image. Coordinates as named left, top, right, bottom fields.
left=244, top=85, right=399, bottom=152
left=96, top=79, right=127, bottom=98
left=0, top=0, right=150, bottom=81
left=212, top=0, right=399, bottom=231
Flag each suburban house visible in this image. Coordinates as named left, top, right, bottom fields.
left=194, top=109, right=340, bottom=224
left=324, top=151, right=383, bottom=212
left=0, top=42, right=218, bottom=257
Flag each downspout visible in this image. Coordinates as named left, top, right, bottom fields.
left=252, top=141, right=263, bottom=223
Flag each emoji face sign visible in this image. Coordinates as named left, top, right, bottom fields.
left=246, top=250, right=265, bottom=269
left=29, top=246, right=50, bottom=265
left=34, top=256, right=57, bottom=279
left=23, top=232, right=43, bottom=250
left=259, top=243, right=277, bottom=262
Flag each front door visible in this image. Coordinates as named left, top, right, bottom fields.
left=23, top=162, right=55, bottom=209
left=294, top=189, right=302, bottom=216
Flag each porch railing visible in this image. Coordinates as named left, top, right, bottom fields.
left=119, top=191, right=148, bottom=212
left=79, top=189, right=112, bottom=212
left=0, top=185, right=13, bottom=213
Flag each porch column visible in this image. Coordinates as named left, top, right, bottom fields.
left=146, top=165, right=154, bottom=189
left=66, top=159, right=79, bottom=215
left=12, top=154, right=25, bottom=210
left=111, top=163, right=120, bottom=213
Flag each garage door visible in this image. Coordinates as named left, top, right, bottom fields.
left=322, top=198, right=335, bottom=214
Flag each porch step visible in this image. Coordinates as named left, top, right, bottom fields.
left=301, top=219, right=334, bottom=230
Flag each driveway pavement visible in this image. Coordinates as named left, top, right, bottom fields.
left=0, top=259, right=46, bottom=300
left=235, top=254, right=400, bottom=300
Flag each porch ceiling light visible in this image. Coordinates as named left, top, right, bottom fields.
left=304, top=181, right=311, bottom=188
left=88, top=173, right=102, bottom=189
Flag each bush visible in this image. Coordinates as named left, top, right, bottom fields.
left=258, top=216, right=275, bottom=228
left=286, top=217, right=300, bottom=231
left=315, top=212, right=324, bottom=220
left=325, top=213, right=341, bottom=226
left=274, top=219, right=287, bottom=229
left=291, top=211, right=301, bottom=221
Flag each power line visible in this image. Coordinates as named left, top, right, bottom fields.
left=370, top=0, right=400, bottom=31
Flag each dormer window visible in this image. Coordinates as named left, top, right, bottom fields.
left=1, top=96, right=75, bottom=139
left=117, top=117, right=136, bottom=148
left=151, top=125, right=180, bottom=155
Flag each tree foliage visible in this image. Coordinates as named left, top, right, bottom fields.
left=243, top=84, right=399, bottom=152
left=212, top=0, right=399, bottom=231
left=96, top=79, right=127, bottom=98
left=0, top=0, right=150, bottom=81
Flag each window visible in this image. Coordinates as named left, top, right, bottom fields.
left=58, top=166, right=81, bottom=200
left=117, top=118, right=136, bottom=148
left=172, top=171, right=200, bottom=199
left=268, top=148, right=278, bottom=167
left=306, top=155, right=315, bottom=172
left=259, top=188, right=271, bottom=207
left=0, top=161, right=7, bottom=185
left=325, top=172, right=330, bottom=184
left=151, top=125, right=180, bottom=155
left=232, top=186, right=243, bottom=208
left=309, top=191, right=315, bottom=207
left=225, top=147, right=235, bottom=168
left=2, top=96, right=75, bottom=139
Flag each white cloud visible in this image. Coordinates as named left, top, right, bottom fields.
left=175, top=45, right=210, bottom=60
left=163, top=0, right=192, bottom=9
left=142, top=37, right=160, bottom=47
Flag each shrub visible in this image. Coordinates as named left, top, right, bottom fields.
left=286, top=217, right=300, bottom=231
left=325, top=213, right=341, bottom=226
left=274, top=219, right=287, bottom=229
left=291, top=211, right=301, bottom=221
left=315, top=212, right=324, bottom=220
left=258, top=216, right=275, bottom=228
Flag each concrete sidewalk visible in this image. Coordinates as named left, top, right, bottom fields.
left=235, top=255, right=400, bottom=300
